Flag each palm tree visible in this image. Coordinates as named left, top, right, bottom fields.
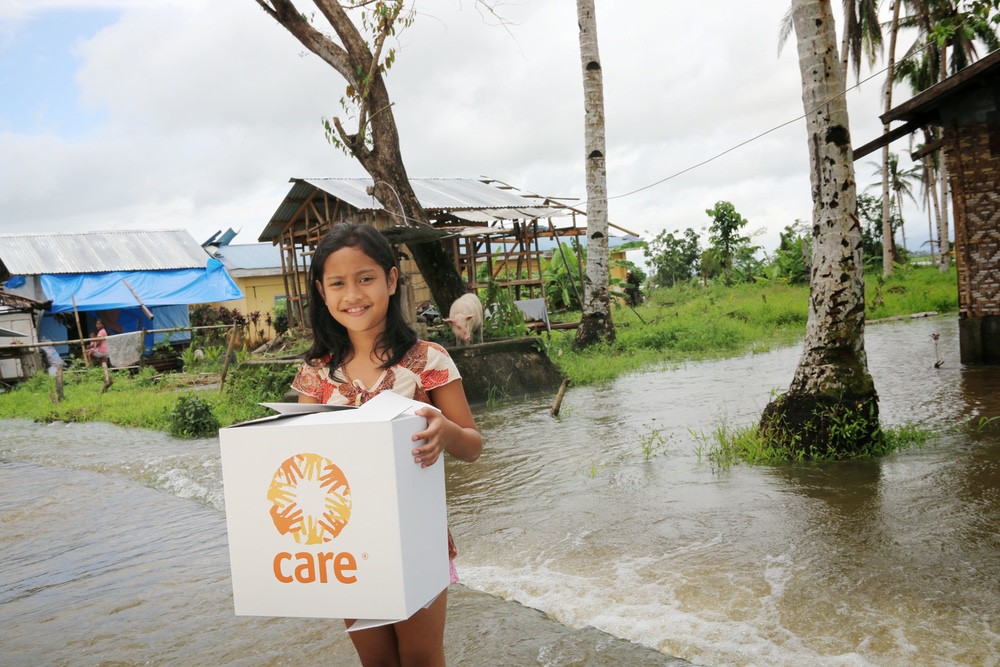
left=760, top=0, right=880, bottom=458
left=573, top=0, right=615, bottom=348
left=778, top=1, right=884, bottom=88
left=841, top=0, right=883, bottom=81
left=879, top=0, right=903, bottom=276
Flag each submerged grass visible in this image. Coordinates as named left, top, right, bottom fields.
left=692, top=420, right=934, bottom=469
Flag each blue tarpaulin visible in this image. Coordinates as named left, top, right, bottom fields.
left=40, top=259, right=242, bottom=313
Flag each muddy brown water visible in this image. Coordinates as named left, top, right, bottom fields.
left=2, top=315, right=998, bottom=666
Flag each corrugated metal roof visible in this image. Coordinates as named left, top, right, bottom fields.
left=258, top=177, right=572, bottom=242
left=303, top=177, right=543, bottom=211
left=0, top=229, right=210, bottom=276
left=210, top=243, right=282, bottom=272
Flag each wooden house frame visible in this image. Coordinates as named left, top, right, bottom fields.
left=257, top=177, right=636, bottom=329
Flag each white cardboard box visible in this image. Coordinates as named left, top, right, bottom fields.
left=219, top=391, right=449, bottom=629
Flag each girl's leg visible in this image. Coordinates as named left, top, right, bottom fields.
left=344, top=622, right=400, bottom=667
left=393, top=589, right=447, bottom=667
left=345, top=589, right=447, bottom=667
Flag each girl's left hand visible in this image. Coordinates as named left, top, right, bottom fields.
left=411, top=407, right=453, bottom=468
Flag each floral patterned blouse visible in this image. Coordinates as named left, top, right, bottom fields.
left=290, top=340, right=462, bottom=568
left=291, top=340, right=461, bottom=406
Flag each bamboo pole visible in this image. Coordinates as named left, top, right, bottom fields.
left=71, top=297, right=91, bottom=368
left=550, top=379, right=570, bottom=417
left=121, top=279, right=155, bottom=320
left=13, top=324, right=232, bottom=351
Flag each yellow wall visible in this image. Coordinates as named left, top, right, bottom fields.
left=205, top=274, right=287, bottom=341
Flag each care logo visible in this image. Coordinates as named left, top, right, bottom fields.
left=267, top=452, right=352, bottom=545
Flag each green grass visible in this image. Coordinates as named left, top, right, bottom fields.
left=548, top=265, right=957, bottom=385
left=0, top=264, right=958, bottom=437
left=0, top=363, right=297, bottom=433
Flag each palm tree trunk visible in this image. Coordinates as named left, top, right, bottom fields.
left=924, top=150, right=945, bottom=257
left=880, top=0, right=902, bottom=275
left=937, top=148, right=951, bottom=271
left=573, top=0, right=615, bottom=348
left=760, top=0, right=879, bottom=458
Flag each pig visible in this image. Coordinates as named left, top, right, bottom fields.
left=443, top=293, right=484, bottom=346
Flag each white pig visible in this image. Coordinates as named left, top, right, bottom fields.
left=443, top=293, right=484, bottom=346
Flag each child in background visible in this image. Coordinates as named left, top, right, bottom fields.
left=291, top=222, right=482, bottom=667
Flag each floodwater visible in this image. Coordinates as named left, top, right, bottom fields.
left=2, top=315, right=998, bottom=667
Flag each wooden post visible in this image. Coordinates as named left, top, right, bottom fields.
left=122, top=279, right=155, bottom=320
left=71, top=297, right=90, bottom=368
left=550, top=378, right=570, bottom=417
left=219, top=324, right=239, bottom=391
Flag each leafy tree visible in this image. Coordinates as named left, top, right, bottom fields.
left=644, top=228, right=700, bottom=287
left=705, top=201, right=752, bottom=286
left=767, top=220, right=811, bottom=284
left=252, top=0, right=467, bottom=312
left=543, top=241, right=585, bottom=311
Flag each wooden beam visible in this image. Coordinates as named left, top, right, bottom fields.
left=853, top=120, right=924, bottom=160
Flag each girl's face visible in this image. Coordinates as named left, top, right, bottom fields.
left=316, top=245, right=398, bottom=339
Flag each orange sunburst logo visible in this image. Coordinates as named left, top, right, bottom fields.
left=267, top=453, right=352, bottom=545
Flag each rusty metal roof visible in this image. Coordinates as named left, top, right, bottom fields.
left=258, top=177, right=572, bottom=242
left=0, top=229, right=211, bottom=276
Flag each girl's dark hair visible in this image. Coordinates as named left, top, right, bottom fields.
left=304, top=222, right=416, bottom=377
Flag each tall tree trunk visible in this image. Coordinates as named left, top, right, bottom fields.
left=573, top=0, right=615, bottom=348
left=923, top=156, right=937, bottom=263
left=760, top=0, right=880, bottom=458
left=880, top=0, right=902, bottom=275
left=937, top=147, right=951, bottom=271
left=937, top=48, right=951, bottom=272
left=254, top=0, right=466, bottom=313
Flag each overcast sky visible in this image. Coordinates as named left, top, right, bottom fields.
left=0, top=1, right=942, bottom=258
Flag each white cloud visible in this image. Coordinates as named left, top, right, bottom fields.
left=0, top=0, right=937, bottom=254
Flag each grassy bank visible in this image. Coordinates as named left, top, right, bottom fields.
left=0, top=264, right=957, bottom=433
left=547, top=264, right=958, bottom=384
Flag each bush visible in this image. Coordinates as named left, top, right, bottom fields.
left=169, top=394, right=220, bottom=438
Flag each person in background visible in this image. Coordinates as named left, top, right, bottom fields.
left=85, top=319, right=113, bottom=392
left=40, top=339, right=65, bottom=402
left=292, top=222, right=482, bottom=667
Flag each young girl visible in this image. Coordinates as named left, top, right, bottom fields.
left=291, top=222, right=482, bottom=667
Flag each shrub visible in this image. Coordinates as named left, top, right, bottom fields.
left=169, top=394, right=220, bottom=439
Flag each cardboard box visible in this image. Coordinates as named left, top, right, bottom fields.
left=219, top=391, right=449, bottom=630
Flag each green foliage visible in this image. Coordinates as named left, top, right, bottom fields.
left=548, top=264, right=954, bottom=386
left=645, top=228, right=701, bottom=287
left=180, top=345, right=227, bottom=373
left=478, top=281, right=526, bottom=338
left=218, top=364, right=299, bottom=425
left=765, top=220, right=810, bottom=284
left=542, top=241, right=584, bottom=311
left=857, top=192, right=905, bottom=270
left=706, top=200, right=756, bottom=286
left=168, top=394, right=220, bottom=439
left=866, top=263, right=958, bottom=319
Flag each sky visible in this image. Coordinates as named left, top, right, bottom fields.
left=0, top=0, right=945, bottom=259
